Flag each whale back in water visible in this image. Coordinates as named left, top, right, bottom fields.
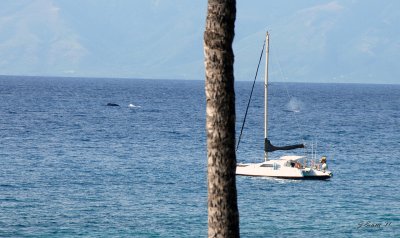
left=106, top=103, right=119, bottom=107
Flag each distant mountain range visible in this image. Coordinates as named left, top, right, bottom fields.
left=0, top=0, right=399, bottom=84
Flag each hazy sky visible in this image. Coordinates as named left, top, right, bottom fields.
left=0, top=0, right=399, bottom=84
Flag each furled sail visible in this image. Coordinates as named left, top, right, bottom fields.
left=264, top=138, right=304, bottom=153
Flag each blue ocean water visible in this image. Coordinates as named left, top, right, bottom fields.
left=0, top=76, right=399, bottom=237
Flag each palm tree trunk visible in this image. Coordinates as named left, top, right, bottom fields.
left=204, top=0, right=239, bottom=237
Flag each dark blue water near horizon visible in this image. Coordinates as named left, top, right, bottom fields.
left=0, top=76, right=399, bottom=237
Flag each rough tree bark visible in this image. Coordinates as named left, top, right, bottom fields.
left=204, top=0, right=239, bottom=237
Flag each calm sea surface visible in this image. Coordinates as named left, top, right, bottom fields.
left=0, top=76, right=399, bottom=237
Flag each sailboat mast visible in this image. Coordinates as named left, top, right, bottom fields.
left=264, top=32, right=270, bottom=161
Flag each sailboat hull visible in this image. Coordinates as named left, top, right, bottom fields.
left=236, top=157, right=332, bottom=180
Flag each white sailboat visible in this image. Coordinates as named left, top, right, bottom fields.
left=236, top=32, right=332, bottom=180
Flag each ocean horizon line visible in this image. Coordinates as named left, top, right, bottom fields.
left=0, top=74, right=398, bottom=86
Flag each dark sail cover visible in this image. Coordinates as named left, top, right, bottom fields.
left=264, top=138, right=304, bottom=152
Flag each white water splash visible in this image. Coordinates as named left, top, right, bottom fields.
left=129, top=103, right=141, bottom=108
left=286, top=97, right=303, bottom=113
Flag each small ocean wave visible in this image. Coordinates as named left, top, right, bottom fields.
left=257, top=176, right=302, bottom=184
left=237, top=175, right=302, bottom=184
left=0, top=184, right=17, bottom=188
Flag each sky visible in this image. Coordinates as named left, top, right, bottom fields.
left=0, top=0, right=399, bottom=84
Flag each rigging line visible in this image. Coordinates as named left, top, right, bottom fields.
left=275, top=53, right=326, bottom=154
left=273, top=47, right=306, bottom=147
left=236, top=39, right=266, bottom=152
